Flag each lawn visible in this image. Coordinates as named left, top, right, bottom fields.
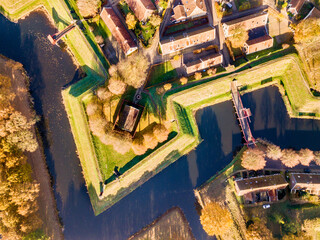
left=146, top=61, right=178, bottom=87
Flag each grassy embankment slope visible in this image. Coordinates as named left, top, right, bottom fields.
left=63, top=52, right=320, bottom=216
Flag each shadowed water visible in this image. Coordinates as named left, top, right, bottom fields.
left=1, top=11, right=320, bottom=240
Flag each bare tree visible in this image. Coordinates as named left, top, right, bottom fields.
left=314, top=151, right=320, bottom=166
left=96, top=87, right=113, bottom=102
left=241, top=148, right=266, bottom=170
left=143, top=130, right=158, bottom=149
left=298, top=148, right=314, bottom=166
left=266, top=143, right=283, bottom=160
left=76, top=0, right=100, bottom=18
left=294, top=19, right=320, bottom=44
left=108, top=77, right=127, bottom=95
left=153, top=124, right=169, bottom=143
left=281, top=149, right=300, bottom=168
left=132, top=134, right=147, bottom=155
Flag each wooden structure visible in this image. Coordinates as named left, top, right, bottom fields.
left=231, top=80, right=256, bottom=146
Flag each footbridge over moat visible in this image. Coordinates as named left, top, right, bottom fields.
left=231, top=80, right=256, bottom=147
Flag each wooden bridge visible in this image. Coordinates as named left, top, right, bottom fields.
left=231, top=81, right=256, bottom=147
left=47, top=21, right=77, bottom=45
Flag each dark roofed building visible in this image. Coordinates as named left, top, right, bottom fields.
left=222, top=11, right=268, bottom=38
left=100, top=7, right=137, bottom=55
left=183, top=50, right=223, bottom=74
left=160, top=25, right=215, bottom=55
left=290, top=173, right=320, bottom=195
left=114, top=101, right=144, bottom=136
left=126, top=0, right=156, bottom=21
left=235, top=174, right=288, bottom=196
left=287, top=0, right=306, bottom=15
left=304, top=7, right=320, bottom=19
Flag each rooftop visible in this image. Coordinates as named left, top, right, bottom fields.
left=246, top=34, right=272, bottom=46
left=183, top=49, right=221, bottom=66
left=222, top=11, right=268, bottom=26
left=291, top=173, right=320, bottom=185
left=235, top=174, right=288, bottom=192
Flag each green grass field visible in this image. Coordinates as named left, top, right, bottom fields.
left=146, top=61, right=178, bottom=87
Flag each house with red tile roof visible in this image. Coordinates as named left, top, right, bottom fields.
left=172, top=0, right=207, bottom=22
left=125, top=0, right=157, bottom=21
left=287, top=0, right=306, bottom=15
left=244, top=34, right=273, bottom=54
left=304, top=7, right=320, bottom=19
left=100, top=7, right=138, bottom=56
left=160, top=25, right=215, bottom=55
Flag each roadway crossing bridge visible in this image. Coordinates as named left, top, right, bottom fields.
left=231, top=80, right=256, bottom=147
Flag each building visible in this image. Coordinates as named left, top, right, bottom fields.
left=100, top=7, right=137, bottom=55
left=287, top=0, right=306, bottom=15
left=183, top=50, right=223, bottom=74
left=160, top=25, right=215, bottom=55
left=244, top=34, right=273, bottom=54
left=114, top=101, right=144, bottom=136
left=125, top=0, right=156, bottom=21
left=235, top=174, right=288, bottom=203
left=222, top=11, right=268, bottom=38
left=290, top=173, right=320, bottom=195
left=304, top=7, right=320, bottom=19
left=172, top=0, right=207, bottom=22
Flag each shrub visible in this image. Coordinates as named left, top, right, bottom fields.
left=143, top=131, right=158, bottom=149
left=132, top=134, right=147, bottom=155
left=86, top=101, right=102, bottom=116
left=163, top=83, right=172, bottom=91
left=281, top=149, right=300, bottom=167
left=266, top=143, right=283, bottom=160
left=298, top=148, right=314, bottom=166
left=173, top=55, right=181, bottom=61
left=241, top=148, right=266, bottom=170
left=108, top=77, right=127, bottom=95
left=207, top=68, right=216, bottom=76
left=153, top=124, right=169, bottom=143
left=200, top=202, right=233, bottom=236
left=96, top=87, right=113, bottom=102
left=194, top=72, right=202, bottom=80
left=180, top=77, right=188, bottom=85
left=156, top=87, right=165, bottom=95
left=76, top=0, right=100, bottom=18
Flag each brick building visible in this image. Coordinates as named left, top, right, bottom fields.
left=222, top=11, right=268, bottom=38
left=172, top=0, right=207, bottom=22
left=160, top=25, right=215, bottom=55
left=125, top=0, right=156, bottom=21
left=244, top=34, right=273, bottom=54
left=290, top=173, right=320, bottom=195
left=100, top=7, right=137, bottom=55
left=183, top=51, right=223, bottom=74
left=287, top=0, right=306, bottom=15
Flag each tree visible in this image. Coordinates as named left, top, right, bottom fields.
left=180, top=77, right=188, bottom=85
left=107, top=77, right=127, bottom=95
left=228, top=25, right=249, bottom=48
left=86, top=101, right=102, bottom=116
left=266, top=143, right=283, bottom=160
left=241, top=148, right=266, bottom=170
left=76, top=0, right=100, bottom=18
left=117, top=53, right=149, bottom=88
left=95, top=35, right=104, bottom=45
left=156, top=87, right=165, bottom=95
left=96, top=87, right=113, bottom=102
left=247, top=219, right=274, bottom=240
left=314, top=151, right=320, bottom=166
left=153, top=124, right=169, bottom=143
left=163, top=83, right=172, bottom=91
left=207, top=68, right=216, bottom=76
left=200, top=202, right=233, bottom=236
left=294, top=19, right=320, bottom=44
left=298, top=148, right=314, bottom=166
left=194, top=72, right=202, bottom=80
left=143, top=130, right=158, bottom=149
left=281, top=149, right=300, bottom=167
left=126, top=13, right=137, bottom=30
left=302, top=218, right=320, bottom=238
left=88, top=113, right=107, bottom=138
left=149, top=14, right=162, bottom=27
left=132, top=134, right=147, bottom=155
left=158, top=0, right=168, bottom=9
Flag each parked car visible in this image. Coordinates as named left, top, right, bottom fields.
left=263, top=204, right=270, bottom=209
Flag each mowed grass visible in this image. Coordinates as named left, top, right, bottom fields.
left=146, top=61, right=178, bottom=87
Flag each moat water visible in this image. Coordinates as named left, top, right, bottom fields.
left=1, top=11, right=320, bottom=240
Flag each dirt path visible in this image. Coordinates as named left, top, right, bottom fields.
left=0, top=55, right=64, bottom=240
